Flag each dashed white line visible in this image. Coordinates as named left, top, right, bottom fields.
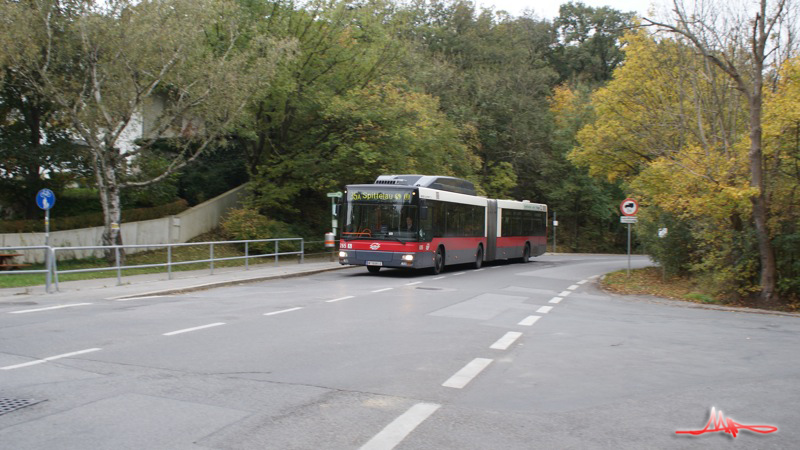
left=577, top=280, right=588, bottom=285
left=360, top=402, right=441, bottom=450
left=432, top=276, right=446, bottom=280
left=518, top=315, right=541, bottom=326
left=474, top=268, right=484, bottom=272
left=8, top=303, right=93, bottom=314
left=490, top=332, right=523, bottom=350
left=549, top=297, right=563, bottom=304
left=326, top=296, right=355, bottom=303
left=163, top=322, right=226, bottom=336
left=264, top=307, right=304, bottom=316
left=1, top=348, right=102, bottom=370
left=405, top=281, right=423, bottom=286
left=372, top=288, right=393, bottom=293
left=537, top=306, right=553, bottom=314
left=442, top=358, right=493, bottom=389
left=558, top=291, right=572, bottom=297
left=452, top=272, right=466, bottom=276
left=567, top=284, right=579, bottom=290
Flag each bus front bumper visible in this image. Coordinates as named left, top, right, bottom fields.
left=338, top=250, right=432, bottom=270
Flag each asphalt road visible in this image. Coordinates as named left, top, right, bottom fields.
left=1, top=254, right=798, bottom=449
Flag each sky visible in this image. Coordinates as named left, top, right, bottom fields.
left=475, top=0, right=659, bottom=20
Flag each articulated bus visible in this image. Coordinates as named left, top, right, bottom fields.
left=337, top=175, right=547, bottom=274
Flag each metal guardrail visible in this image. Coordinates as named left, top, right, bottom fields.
left=0, top=246, right=53, bottom=292
left=2, top=238, right=304, bottom=294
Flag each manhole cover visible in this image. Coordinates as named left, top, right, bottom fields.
left=0, top=398, right=44, bottom=416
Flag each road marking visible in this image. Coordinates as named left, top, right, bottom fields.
left=558, top=291, right=572, bottom=297
left=405, top=281, right=423, bottom=286
left=264, top=307, right=304, bottom=316
left=326, top=296, right=355, bottom=303
left=372, top=288, right=393, bottom=293
left=8, top=303, right=93, bottom=314
left=432, top=276, right=446, bottom=280
left=537, top=306, right=553, bottom=314
left=1, top=348, right=102, bottom=370
left=589, top=275, right=600, bottom=279
left=567, top=284, right=579, bottom=290
left=577, top=280, right=588, bottom=285
left=549, top=297, right=563, bottom=304
left=453, top=272, right=466, bottom=276
left=163, top=322, right=226, bottom=336
left=115, top=295, right=173, bottom=302
left=518, top=315, right=541, bottom=326
left=443, top=358, right=493, bottom=388
left=360, top=402, right=441, bottom=450
left=490, top=332, right=523, bottom=350
left=474, top=268, right=484, bottom=272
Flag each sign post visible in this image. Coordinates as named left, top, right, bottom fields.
left=326, top=192, right=343, bottom=235
left=552, top=211, right=557, bottom=253
left=36, top=189, right=56, bottom=291
left=620, top=198, right=638, bottom=276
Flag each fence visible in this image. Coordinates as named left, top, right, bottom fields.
left=1, top=238, right=304, bottom=294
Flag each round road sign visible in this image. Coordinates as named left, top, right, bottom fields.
left=620, top=198, right=638, bottom=216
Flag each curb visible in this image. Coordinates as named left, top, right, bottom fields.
left=108, top=265, right=356, bottom=300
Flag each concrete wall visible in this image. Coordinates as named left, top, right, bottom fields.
left=0, top=185, right=245, bottom=263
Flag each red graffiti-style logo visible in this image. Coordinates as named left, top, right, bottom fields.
left=676, top=407, right=778, bottom=438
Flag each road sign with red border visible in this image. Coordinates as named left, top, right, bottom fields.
left=620, top=198, right=638, bottom=216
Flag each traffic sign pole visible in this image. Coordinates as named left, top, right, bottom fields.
left=627, top=222, right=631, bottom=276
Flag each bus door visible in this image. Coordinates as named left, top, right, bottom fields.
left=487, top=199, right=498, bottom=260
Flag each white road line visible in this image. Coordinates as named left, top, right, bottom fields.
left=8, top=303, right=93, bottom=314
left=360, top=403, right=441, bottom=450
left=549, top=297, right=563, bottom=304
left=432, top=276, right=446, bottom=280
left=489, top=266, right=501, bottom=269
left=115, top=295, right=173, bottom=302
left=264, top=307, right=303, bottom=316
left=577, top=280, right=588, bottom=285
left=490, top=332, right=523, bottom=350
left=372, top=288, right=393, bottom=293
left=326, top=296, right=355, bottom=303
left=453, top=272, right=466, bottom=276
left=442, top=358, right=493, bottom=389
left=589, top=275, right=600, bottom=279
left=558, top=290, right=572, bottom=297
left=405, top=281, right=423, bottom=286
left=567, top=284, right=579, bottom=290
left=474, top=268, right=484, bottom=272
left=537, top=306, right=553, bottom=314
left=163, top=322, right=226, bottom=336
left=1, top=348, right=102, bottom=370
left=518, top=315, right=541, bottom=326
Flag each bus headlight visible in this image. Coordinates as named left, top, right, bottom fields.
left=339, top=251, right=348, bottom=258
left=401, top=254, right=414, bottom=261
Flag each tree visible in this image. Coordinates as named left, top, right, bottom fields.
left=642, top=0, right=799, bottom=306
left=0, top=0, right=292, bottom=259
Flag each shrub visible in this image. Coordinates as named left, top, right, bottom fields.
left=220, top=208, right=297, bottom=254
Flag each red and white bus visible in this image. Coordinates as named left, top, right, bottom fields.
left=337, top=175, right=547, bottom=274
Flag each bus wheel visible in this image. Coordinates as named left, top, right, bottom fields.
left=367, top=265, right=380, bottom=274
left=431, top=247, right=445, bottom=275
left=473, top=246, right=483, bottom=270
left=521, top=243, right=531, bottom=263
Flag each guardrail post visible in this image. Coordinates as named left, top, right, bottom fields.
left=210, top=242, right=215, bottom=274
left=115, top=247, right=122, bottom=285
left=53, top=249, right=60, bottom=292
left=167, top=246, right=173, bottom=280
left=300, top=239, right=304, bottom=264
left=275, top=240, right=279, bottom=266
left=245, top=242, right=249, bottom=270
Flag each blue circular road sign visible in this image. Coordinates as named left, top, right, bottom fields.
left=36, top=189, right=56, bottom=210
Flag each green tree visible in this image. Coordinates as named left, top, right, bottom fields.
left=0, top=0, right=292, bottom=259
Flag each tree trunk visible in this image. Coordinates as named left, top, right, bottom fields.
left=748, top=94, right=777, bottom=307
left=95, top=152, right=125, bottom=265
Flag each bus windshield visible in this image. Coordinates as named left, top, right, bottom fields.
left=343, top=189, right=418, bottom=241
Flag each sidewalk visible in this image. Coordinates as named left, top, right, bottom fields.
left=0, top=260, right=355, bottom=304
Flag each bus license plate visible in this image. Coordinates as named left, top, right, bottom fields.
left=367, top=261, right=383, bottom=266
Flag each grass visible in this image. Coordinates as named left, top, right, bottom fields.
left=601, top=267, right=720, bottom=305
left=0, top=231, right=335, bottom=289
